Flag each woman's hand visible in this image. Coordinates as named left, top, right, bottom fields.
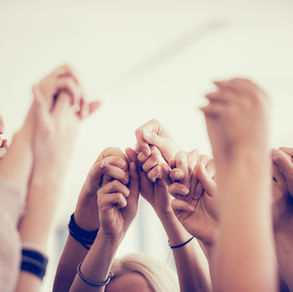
left=127, top=146, right=173, bottom=217
left=97, top=154, right=139, bottom=241
left=74, top=148, right=128, bottom=231
left=32, top=65, right=100, bottom=183
left=135, top=119, right=180, bottom=163
left=170, top=154, right=219, bottom=247
left=201, top=78, right=271, bottom=163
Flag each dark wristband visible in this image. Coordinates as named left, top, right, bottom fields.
left=20, top=248, right=48, bottom=280
left=68, top=213, right=99, bottom=249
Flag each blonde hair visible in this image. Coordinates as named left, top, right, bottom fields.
left=111, top=253, right=179, bottom=292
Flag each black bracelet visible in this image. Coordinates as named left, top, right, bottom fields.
left=68, top=213, right=99, bottom=250
left=20, top=248, right=48, bottom=280
left=77, top=262, right=115, bottom=287
left=169, top=236, right=194, bottom=249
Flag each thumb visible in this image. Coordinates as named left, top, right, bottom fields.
left=196, top=162, right=217, bottom=196
left=272, top=149, right=293, bottom=179
left=143, top=130, right=165, bottom=148
left=125, top=147, right=138, bottom=165
left=171, top=198, right=195, bottom=214
left=143, top=131, right=173, bottom=162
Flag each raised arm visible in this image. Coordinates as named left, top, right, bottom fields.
left=53, top=148, right=129, bottom=292
left=201, top=78, right=277, bottom=292
left=170, top=152, right=218, bottom=261
left=15, top=65, right=99, bottom=292
left=0, top=102, right=34, bottom=292
left=127, top=145, right=212, bottom=292
left=69, top=151, right=139, bottom=292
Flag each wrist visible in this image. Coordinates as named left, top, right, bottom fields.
left=229, top=144, right=268, bottom=163
left=98, top=228, right=123, bottom=247
left=74, top=201, right=100, bottom=231
left=31, top=165, right=63, bottom=189
left=156, top=208, right=176, bottom=222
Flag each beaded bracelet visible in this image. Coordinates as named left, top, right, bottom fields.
left=77, top=262, right=115, bottom=287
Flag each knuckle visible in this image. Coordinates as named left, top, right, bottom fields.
left=112, top=180, right=121, bottom=189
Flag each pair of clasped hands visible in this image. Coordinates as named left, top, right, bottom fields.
left=74, top=118, right=218, bottom=251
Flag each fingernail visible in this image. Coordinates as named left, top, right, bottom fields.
left=142, top=149, right=149, bottom=157
left=138, top=152, right=147, bottom=162
left=182, top=186, right=189, bottom=195
left=173, top=170, right=181, bottom=179
left=100, top=161, right=106, bottom=169
left=188, top=205, right=195, bottom=212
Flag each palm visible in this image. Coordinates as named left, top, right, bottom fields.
left=177, top=191, right=218, bottom=246
left=100, top=207, right=125, bottom=238
left=140, top=170, right=172, bottom=215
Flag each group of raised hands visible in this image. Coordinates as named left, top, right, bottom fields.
left=1, top=65, right=292, bottom=292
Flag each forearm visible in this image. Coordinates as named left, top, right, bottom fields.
left=53, top=235, right=89, bottom=292
left=213, top=152, right=277, bottom=292
left=159, top=212, right=212, bottom=292
left=54, top=193, right=100, bottom=292
left=74, top=185, right=100, bottom=231
left=19, top=177, right=61, bottom=247
left=16, top=178, right=61, bottom=292
left=69, top=229, right=120, bottom=292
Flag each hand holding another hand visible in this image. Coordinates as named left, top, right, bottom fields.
left=201, top=78, right=271, bottom=162
left=97, top=150, right=139, bottom=241
left=170, top=153, right=218, bottom=247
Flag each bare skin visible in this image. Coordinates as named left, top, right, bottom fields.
left=15, top=65, right=100, bottom=292
left=201, top=78, right=277, bottom=292
left=53, top=147, right=128, bottom=292
left=69, top=150, right=139, bottom=292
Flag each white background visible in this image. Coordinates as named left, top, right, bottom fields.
left=0, top=0, right=293, bottom=291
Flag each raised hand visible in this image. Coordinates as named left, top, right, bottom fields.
left=170, top=154, right=218, bottom=248
left=74, top=148, right=128, bottom=231
left=201, top=78, right=277, bottom=292
left=126, top=146, right=171, bottom=216
left=201, top=78, right=270, bottom=165
left=32, top=65, right=100, bottom=181
left=97, top=155, right=139, bottom=241
left=37, top=64, right=100, bottom=118
left=135, top=119, right=180, bottom=163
